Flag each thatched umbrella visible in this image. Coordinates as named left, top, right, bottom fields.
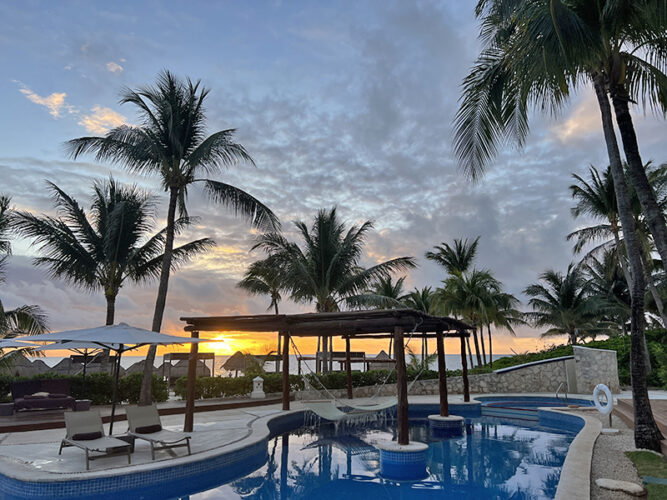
left=222, top=351, right=254, bottom=377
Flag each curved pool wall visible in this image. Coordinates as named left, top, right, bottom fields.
left=0, top=403, right=584, bottom=499
left=475, top=395, right=594, bottom=421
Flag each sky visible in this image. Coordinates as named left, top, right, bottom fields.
left=1, top=0, right=666, bottom=358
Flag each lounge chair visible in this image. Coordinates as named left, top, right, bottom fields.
left=59, top=410, right=131, bottom=470
left=126, top=405, right=191, bottom=460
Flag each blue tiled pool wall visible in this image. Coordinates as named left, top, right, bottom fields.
left=476, top=396, right=594, bottom=407
left=0, top=437, right=268, bottom=500
left=537, top=409, right=585, bottom=432
left=0, top=405, right=583, bottom=499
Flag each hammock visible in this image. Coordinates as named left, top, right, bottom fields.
left=302, top=399, right=396, bottom=423
left=293, top=318, right=424, bottom=423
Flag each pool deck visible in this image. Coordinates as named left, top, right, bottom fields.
left=0, top=391, right=664, bottom=497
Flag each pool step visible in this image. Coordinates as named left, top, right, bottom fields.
left=613, top=399, right=667, bottom=455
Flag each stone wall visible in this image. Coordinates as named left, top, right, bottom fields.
left=573, top=345, right=619, bottom=393
left=296, top=346, right=620, bottom=399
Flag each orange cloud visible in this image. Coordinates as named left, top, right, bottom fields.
left=78, top=106, right=127, bottom=133
left=17, top=84, right=74, bottom=117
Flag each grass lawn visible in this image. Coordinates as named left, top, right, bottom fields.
left=625, top=451, right=667, bottom=498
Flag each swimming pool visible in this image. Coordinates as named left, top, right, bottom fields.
left=185, top=415, right=579, bottom=500
left=0, top=406, right=585, bottom=499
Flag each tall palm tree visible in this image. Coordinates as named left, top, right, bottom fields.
left=425, top=237, right=480, bottom=276
left=427, top=236, right=482, bottom=364
left=0, top=196, right=48, bottom=371
left=237, top=257, right=284, bottom=371
left=484, top=290, right=523, bottom=369
left=66, top=71, right=279, bottom=404
left=523, top=265, right=608, bottom=345
left=14, top=179, right=213, bottom=325
left=583, top=249, right=631, bottom=336
left=252, top=207, right=415, bottom=372
left=457, top=0, right=665, bottom=450
left=404, top=286, right=438, bottom=366
left=437, top=269, right=500, bottom=366
left=569, top=163, right=667, bottom=326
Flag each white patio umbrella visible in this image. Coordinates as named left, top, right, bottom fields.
left=16, top=323, right=217, bottom=433
left=0, top=339, right=39, bottom=348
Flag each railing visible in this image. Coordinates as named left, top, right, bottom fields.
left=555, top=382, right=568, bottom=402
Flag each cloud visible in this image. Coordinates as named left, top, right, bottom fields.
left=106, top=61, right=123, bottom=73
left=550, top=92, right=602, bottom=143
left=78, top=106, right=128, bottom=133
left=16, top=83, right=74, bottom=118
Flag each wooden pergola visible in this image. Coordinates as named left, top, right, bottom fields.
left=181, top=309, right=472, bottom=445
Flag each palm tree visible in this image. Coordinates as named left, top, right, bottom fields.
left=457, top=0, right=665, bottom=450
left=66, top=71, right=279, bottom=404
left=523, top=265, right=608, bottom=345
left=583, top=249, right=631, bottom=336
left=425, top=237, right=480, bottom=276
left=237, top=257, right=284, bottom=371
left=252, top=207, right=415, bottom=372
left=404, top=286, right=438, bottom=366
left=362, top=275, right=408, bottom=309
left=14, top=179, right=213, bottom=325
left=0, top=196, right=48, bottom=371
left=569, top=163, right=667, bottom=326
left=427, top=237, right=483, bottom=364
left=437, top=269, right=500, bottom=366
left=484, top=291, right=523, bottom=369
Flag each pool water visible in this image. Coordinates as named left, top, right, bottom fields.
left=185, top=416, right=577, bottom=500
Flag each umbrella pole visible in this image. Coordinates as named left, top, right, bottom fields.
left=109, top=347, right=122, bottom=435
left=82, top=349, right=87, bottom=398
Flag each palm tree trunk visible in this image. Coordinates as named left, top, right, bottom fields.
left=487, top=324, right=493, bottom=369
left=140, top=186, right=179, bottom=406
left=611, top=222, right=633, bottom=286
left=316, top=336, right=321, bottom=373
left=471, top=327, right=482, bottom=366
left=103, top=294, right=116, bottom=375
left=640, top=251, right=667, bottom=329
left=105, top=294, right=116, bottom=326
left=466, top=337, right=474, bottom=368
left=594, top=77, right=663, bottom=450
left=479, top=326, right=487, bottom=365
left=610, top=84, right=667, bottom=271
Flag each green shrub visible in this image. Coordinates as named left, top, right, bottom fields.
left=119, top=373, right=168, bottom=404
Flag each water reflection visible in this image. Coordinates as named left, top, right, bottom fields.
left=191, top=417, right=574, bottom=500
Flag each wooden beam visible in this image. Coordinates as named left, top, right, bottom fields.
left=436, top=330, right=449, bottom=417
left=394, top=326, right=409, bottom=445
left=460, top=332, right=470, bottom=402
left=282, top=331, right=290, bottom=411
left=184, top=330, right=199, bottom=432
left=345, top=337, right=353, bottom=399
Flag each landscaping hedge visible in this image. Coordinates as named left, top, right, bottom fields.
left=0, top=372, right=169, bottom=405
left=174, top=373, right=305, bottom=400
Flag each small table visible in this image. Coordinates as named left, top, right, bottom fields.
left=0, top=402, right=13, bottom=416
left=108, top=434, right=135, bottom=453
left=75, top=399, right=91, bottom=411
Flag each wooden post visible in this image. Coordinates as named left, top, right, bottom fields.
left=436, top=330, right=449, bottom=416
left=460, top=332, right=470, bottom=402
left=282, top=331, right=290, bottom=411
left=393, top=326, right=409, bottom=445
left=345, top=337, right=353, bottom=399
left=184, top=330, right=199, bottom=432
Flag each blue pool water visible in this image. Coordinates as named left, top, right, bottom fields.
left=185, top=416, right=578, bottom=500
